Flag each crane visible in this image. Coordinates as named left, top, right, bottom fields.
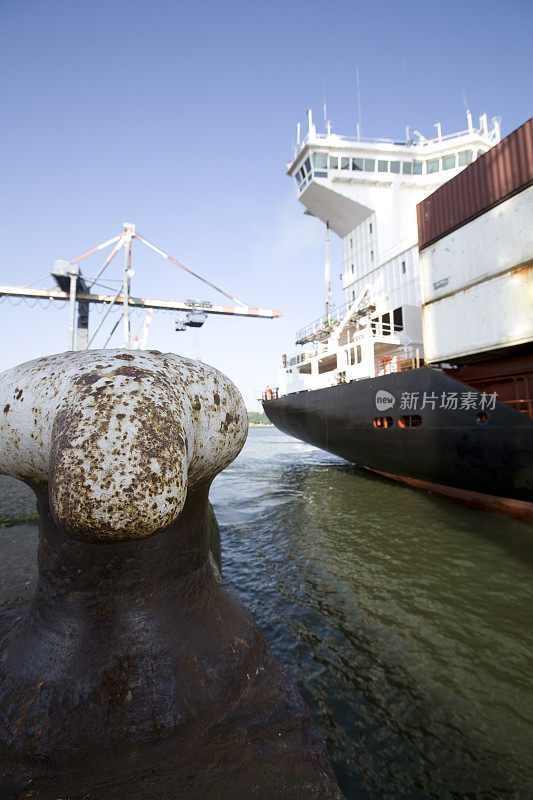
left=0, top=223, right=282, bottom=350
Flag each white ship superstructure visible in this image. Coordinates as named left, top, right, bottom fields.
left=276, top=111, right=500, bottom=397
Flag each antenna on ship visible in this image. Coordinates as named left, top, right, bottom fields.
left=463, top=92, right=474, bottom=133
left=294, top=122, right=301, bottom=159
left=322, top=77, right=331, bottom=135
left=402, top=58, right=411, bottom=143
left=0, top=224, right=282, bottom=351
left=356, top=66, right=362, bottom=140
left=324, top=221, right=331, bottom=321
left=307, top=108, right=316, bottom=138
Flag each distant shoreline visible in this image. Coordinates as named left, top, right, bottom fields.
left=248, top=423, right=274, bottom=428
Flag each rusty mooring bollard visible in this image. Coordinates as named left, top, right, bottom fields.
left=0, top=350, right=343, bottom=799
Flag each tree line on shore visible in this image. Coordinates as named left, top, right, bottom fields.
left=247, top=411, right=272, bottom=425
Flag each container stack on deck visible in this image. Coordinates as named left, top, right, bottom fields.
left=416, top=118, right=533, bottom=416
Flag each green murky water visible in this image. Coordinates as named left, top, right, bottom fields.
left=211, top=427, right=533, bottom=800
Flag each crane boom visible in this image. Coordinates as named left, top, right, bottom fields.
left=0, top=284, right=282, bottom=319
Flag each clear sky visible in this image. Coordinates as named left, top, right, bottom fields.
left=0, top=0, right=531, bottom=410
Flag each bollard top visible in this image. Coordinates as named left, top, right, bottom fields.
left=0, top=350, right=247, bottom=542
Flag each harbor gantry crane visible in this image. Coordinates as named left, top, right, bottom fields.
left=0, top=222, right=282, bottom=350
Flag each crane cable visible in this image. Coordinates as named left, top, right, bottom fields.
left=133, top=233, right=249, bottom=309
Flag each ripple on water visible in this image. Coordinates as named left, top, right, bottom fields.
left=211, top=428, right=533, bottom=800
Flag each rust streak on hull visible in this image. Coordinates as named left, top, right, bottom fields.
left=368, top=468, right=533, bottom=523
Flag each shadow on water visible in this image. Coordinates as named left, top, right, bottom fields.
left=336, top=463, right=533, bottom=570
left=211, top=428, right=533, bottom=800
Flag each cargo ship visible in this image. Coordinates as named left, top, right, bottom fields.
left=262, top=114, right=533, bottom=521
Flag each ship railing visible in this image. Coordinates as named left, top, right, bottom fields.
left=286, top=351, right=314, bottom=367
left=463, top=374, right=533, bottom=419
left=293, top=318, right=404, bottom=358
left=296, top=127, right=479, bottom=155
left=375, top=346, right=422, bottom=376
left=505, top=397, right=533, bottom=417
left=370, top=321, right=404, bottom=338
left=262, top=387, right=279, bottom=401
left=309, top=133, right=403, bottom=146
left=295, top=299, right=381, bottom=345
left=295, top=303, right=350, bottom=344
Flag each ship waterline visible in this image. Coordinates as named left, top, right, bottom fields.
left=264, top=367, right=533, bottom=514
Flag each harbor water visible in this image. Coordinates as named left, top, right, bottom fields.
left=210, top=427, right=533, bottom=800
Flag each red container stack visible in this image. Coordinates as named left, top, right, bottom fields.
left=417, top=117, right=533, bottom=250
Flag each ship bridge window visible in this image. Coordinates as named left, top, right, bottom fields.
left=329, top=155, right=338, bottom=169
left=364, top=159, right=375, bottom=171
left=390, top=160, right=400, bottom=173
left=304, top=157, right=311, bottom=174
left=378, top=160, right=388, bottom=172
left=413, top=162, right=422, bottom=174
left=442, top=154, right=456, bottom=170
left=352, top=157, right=363, bottom=171
left=298, top=363, right=312, bottom=374
left=458, top=150, right=473, bottom=166
left=313, top=153, right=328, bottom=170
left=427, top=159, right=440, bottom=174
left=402, top=162, right=412, bottom=174
left=341, top=157, right=350, bottom=170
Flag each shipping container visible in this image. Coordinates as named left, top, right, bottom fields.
left=422, top=265, right=533, bottom=364
left=419, top=186, right=533, bottom=305
left=417, top=118, right=533, bottom=250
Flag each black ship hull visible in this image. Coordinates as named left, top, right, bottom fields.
left=263, top=367, right=533, bottom=517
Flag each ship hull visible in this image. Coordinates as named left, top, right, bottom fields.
left=262, top=367, right=533, bottom=518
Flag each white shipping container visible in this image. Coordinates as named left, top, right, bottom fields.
left=419, top=186, right=533, bottom=305
left=422, top=265, right=533, bottom=363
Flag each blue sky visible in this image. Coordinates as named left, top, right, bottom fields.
left=0, top=0, right=531, bottom=410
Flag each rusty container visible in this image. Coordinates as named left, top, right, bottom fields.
left=417, top=117, right=533, bottom=250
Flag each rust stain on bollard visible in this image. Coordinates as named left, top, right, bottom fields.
left=0, top=350, right=344, bottom=799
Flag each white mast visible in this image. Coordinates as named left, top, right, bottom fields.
left=325, top=221, right=331, bottom=319
left=356, top=67, right=362, bottom=140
